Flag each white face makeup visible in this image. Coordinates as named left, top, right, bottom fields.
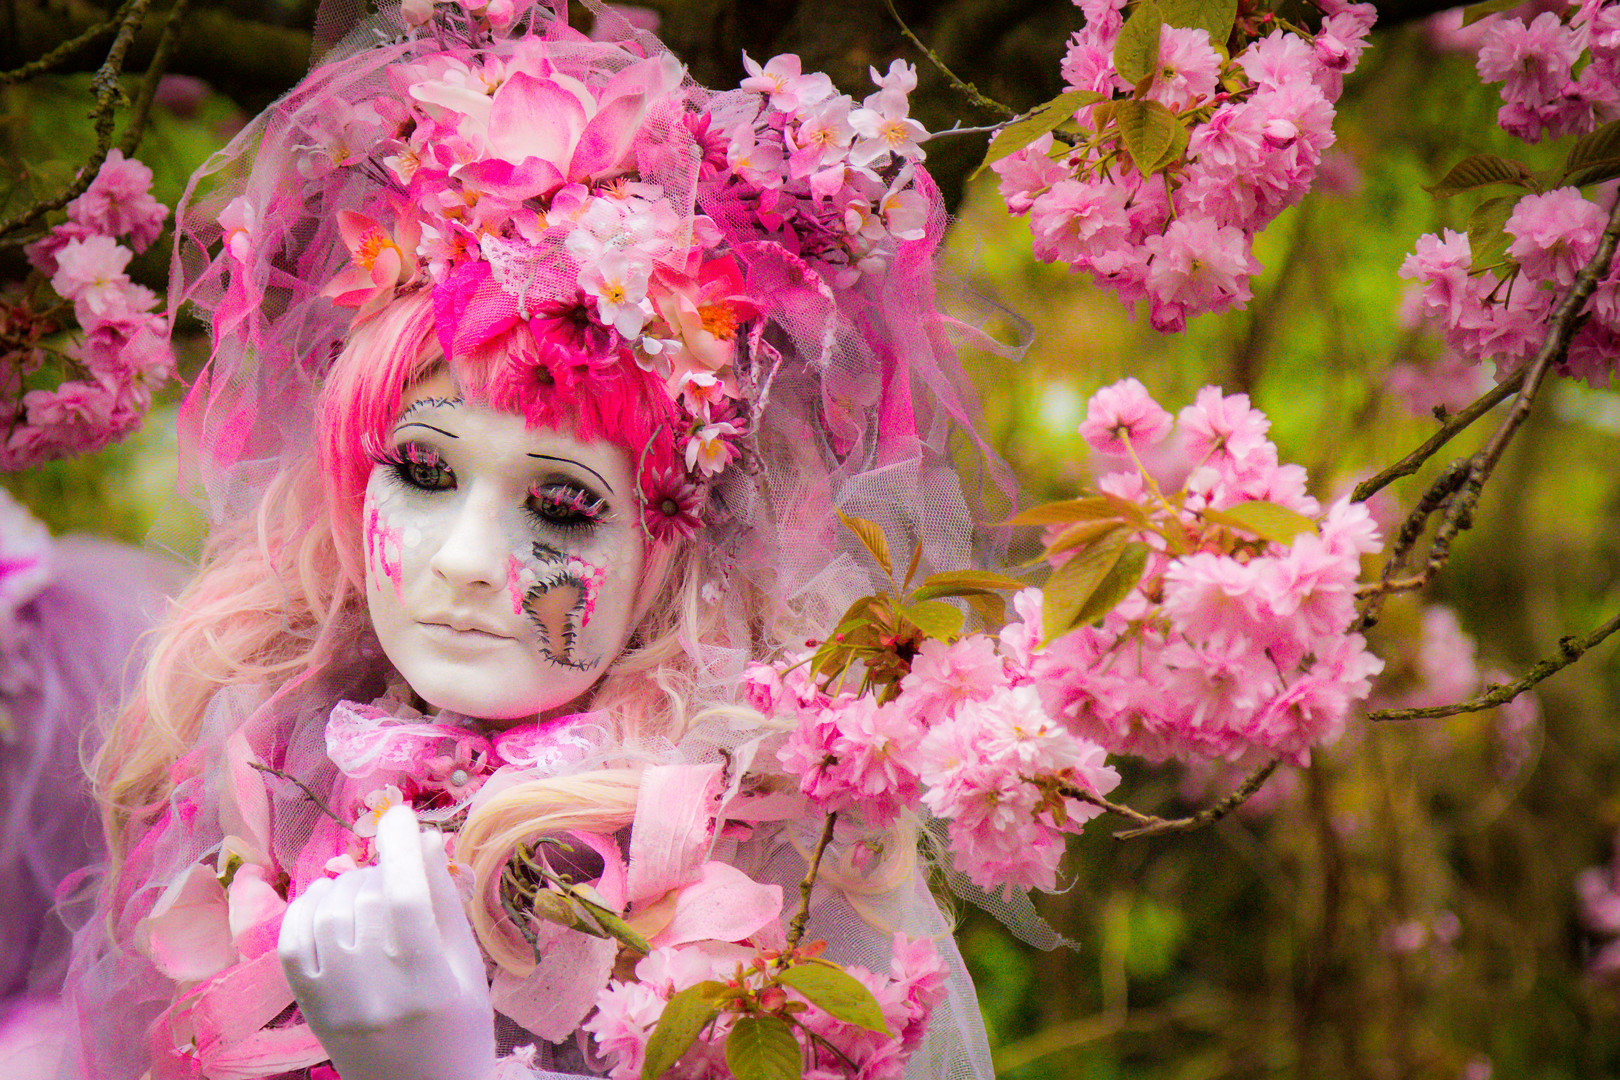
left=363, top=370, right=646, bottom=723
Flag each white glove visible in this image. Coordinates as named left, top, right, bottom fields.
left=279, top=804, right=499, bottom=1080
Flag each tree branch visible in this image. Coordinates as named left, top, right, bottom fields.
left=1350, top=368, right=1525, bottom=505
left=0, top=0, right=152, bottom=246
left=1062, top=758, right=1282, bottom=840
left=786, top=811, right=837, bottom=950
left=1368, top=609, right=1620, bottom=722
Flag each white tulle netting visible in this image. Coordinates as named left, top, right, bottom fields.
left=55, top=1, right=1039, bottom=1077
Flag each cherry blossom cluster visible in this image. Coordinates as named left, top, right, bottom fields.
left=1400, top=4, right=1620, bottom=389
left=718, top=53, right=932, bottom=289
left=758, top=643, right=1121, bottom=893
left=1577, top=830, right=1620, bottom=981
left=1037, top=378, right=1384, bottom=762
left=991, top=0, right=1376, bottom=331
left=1399, top=186, right=1619, bottom=386
left=4, top=150, right=174, bottom=470
left=1472, top=0, right=1620, bottom=143
left=583, top=935, right=947, bottom=1080
left=752, top=379, right=1384, bottom=893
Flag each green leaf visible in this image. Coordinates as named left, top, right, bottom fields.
left=898, top=600, right=966, bottom=642
left=641, top=982, right=728, bottom=1079
left=724, top=1015, right=803, bottom=1080
left=837, top=511, right=893, bottom=579
left=1565, top=156, right=1620, bottom=189
left=777, top=963, right=892, bottom=1034
left=900, top=542, right=924, bottom=591
left=1461, top=0, right=1528, bottom=25
left=1564, top=119, right=1620, bottom=177
left=1159, top=0, right=1236, bottom=50
left=1201, top=500, right=1319, bottom=546
left=964, top=591, right=1007, bottom=628
left=1068, top=541, right=1149, bottom=631
left=1423, top=153, right=1537, bottom=197
left=915, top=569, right=1027, bottom=593
left=1148, top=114, right=1191, bottom=173
left=973, top=90, right=1104, bottom=178
left=1113, top=99, right=1183, bottom=176
left=1003, top=497, right=1120, bottom=527
left=1041, top=527, right=1129, bottom=642
left=1466, top=195, right=1517, bottom=273
left=1114, top=2, right=1165, bottom=87
left=1041, top=517, right=1131, bottom=560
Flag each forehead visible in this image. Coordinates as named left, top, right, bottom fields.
left=395, top=370, right=633, bottom=483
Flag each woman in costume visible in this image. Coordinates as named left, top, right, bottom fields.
left=64, top=2, right=1002, bottom=1077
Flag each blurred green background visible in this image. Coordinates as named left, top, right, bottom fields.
left=5, top=3, right=1620, bottom=1078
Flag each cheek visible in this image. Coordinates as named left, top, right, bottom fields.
left=364, top=488, right=406, bottom=597
left=506, top=532, right=636, bottom=670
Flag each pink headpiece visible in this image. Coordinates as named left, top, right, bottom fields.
left=172, top=0, right=1012, bottom=643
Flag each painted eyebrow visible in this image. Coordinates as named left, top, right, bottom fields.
left=393, top=422, right=459, bottom=440
left=528, top=453, right=614, bottom=495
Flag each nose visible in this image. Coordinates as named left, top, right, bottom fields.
left=427, top=489, right=507, bottom=592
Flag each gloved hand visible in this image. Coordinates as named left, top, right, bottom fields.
left=279, top=804, right=499, bottom=1080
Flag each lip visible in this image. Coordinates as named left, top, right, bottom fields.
left=417, top=620, right=514, bottom=643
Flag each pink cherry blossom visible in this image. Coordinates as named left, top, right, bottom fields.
left=1077, top=376, right=1174, bottom=454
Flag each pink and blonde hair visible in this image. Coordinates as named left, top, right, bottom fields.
left=96, top=292, right=721, bottom=896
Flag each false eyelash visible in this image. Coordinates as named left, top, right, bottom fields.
left=528, top=482, right=607, bottom=530
left=373, top=442, right=452, bottom=491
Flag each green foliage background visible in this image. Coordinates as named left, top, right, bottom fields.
left=6, top=8, right=1620, bottom=1079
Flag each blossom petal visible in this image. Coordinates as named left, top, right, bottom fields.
left=486, top=72, right=588, bottom=169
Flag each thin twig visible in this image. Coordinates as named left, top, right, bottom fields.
left=0, top=11, right=123, bottom=85
left=247, top=761, right=355, bottom=833
left=1063, top=758, right=1282, bottom=840
left=1369, top=609, right=1620, bottom=721
left=1351, top=368, right=1524, bottom=505
left=785, top=811, right=837, bottom=950
left=920, top=122, right=1005, bottom=141
left=881, top=0, right=1014, bottom=119
left=119, top=0, right=192, bottom=157
left=0, top=0, right=152, bottom=245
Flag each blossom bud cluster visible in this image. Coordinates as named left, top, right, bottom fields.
left=1041, top=378, right=1384, bottom=763
left=1473, top=0, right=1620, bottom=143
left=1399, top=185, right=1619, bottom=387
left=582, top=934, right=948, bottom=1080
left=722, top=54, right=932, bottom=288
left=992, top=0, right=1376, bottom=331
left=7, top=150, right=175, bottom=469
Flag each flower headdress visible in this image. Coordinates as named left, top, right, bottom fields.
left=175, top=0, right=972, bottom=552
left=171, top=0, right=1012, bottom=685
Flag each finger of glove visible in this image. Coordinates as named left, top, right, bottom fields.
left=310, top=868, right=369, bottom=962
left=375, top=803, right=439, bottom=956
left=416, top=827, right=482, bottom=975
left=278, top=875, right=334, bottom=984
